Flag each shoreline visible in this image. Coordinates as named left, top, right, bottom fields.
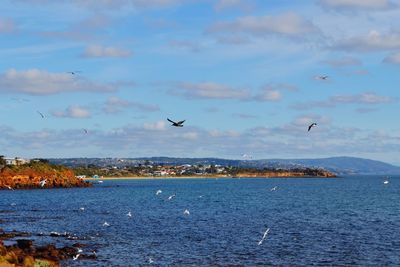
left=84, top=175, right=338, bottom=181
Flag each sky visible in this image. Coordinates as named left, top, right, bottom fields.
left=1, top=0, right=400, bottom=164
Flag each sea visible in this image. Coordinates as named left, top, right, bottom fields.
left=1, top=176, right=400, bottom=266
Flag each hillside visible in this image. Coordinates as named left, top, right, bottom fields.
left=48, top=156, right=400, bottom=175
left=0, top=161, right=91, bottom=190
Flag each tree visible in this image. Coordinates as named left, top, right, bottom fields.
left=0, top=155, right=6, bottom=169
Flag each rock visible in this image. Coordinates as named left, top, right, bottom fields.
left=22, top=256, right=34, bottom=267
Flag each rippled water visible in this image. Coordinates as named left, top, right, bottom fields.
left=1, top=176, right=400, bottom=266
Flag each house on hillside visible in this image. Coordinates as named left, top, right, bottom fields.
left=5, top=157, right=30, bottom=166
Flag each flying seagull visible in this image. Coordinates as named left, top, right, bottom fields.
left=315, top=75, right=328, bottom=81
left=167, top=194, right=176, bottom=201
left=167, top=118, right=185, bottom=127
left=6, top=186, right=14, bottom=190
left=103, top=221, right=110, bottom=227
left=37, top=111, right=45, bottom=118
left=270, top=186, right=278, bottom=191
left=258, top=228, right=270, bottom=245
left=183, top=209, right=190, bottom=215
left=72, top=254, right=80, bottom=261
left=39, top=179, right=47, bottom=187
left=67, top=71, right=82, bottom=75
left=127, top=211, right=132, bottom=217
left=156, top=189, right=162, bottom=195
left=384, top=180, right=389, bottom=185
left=308, top=123, right=317, bottom=132
left=83, top=129, right=88, bottom=134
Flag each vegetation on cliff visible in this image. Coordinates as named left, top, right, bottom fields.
left=0, top=160, right=91, bottom=190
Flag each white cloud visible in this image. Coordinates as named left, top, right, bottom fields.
left=172, top=82, right=251, bottom=100
left=143, top=120, right=166, bottom=131
left=0, top=69, right=118, bottom=95
left=383, top=52, right=400, bottom=64
left=319, top=0, right=394, bottom=10
left=291, top=92, right=396, bottom=110
left=208, top=12, right=320, bottom=39
left=83, top=45, right=132, bottom=58
left=334, top=30, right=400, bottom=52
left=51, top=105, right=91, bottom=118
left=103, top=96, right=159, bottom=113
left=322, top=56, right=362, bottom=67
left=0, top=18, right=16, bottom=33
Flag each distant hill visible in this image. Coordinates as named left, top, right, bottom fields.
left=48, top=156, right=400, bottom=175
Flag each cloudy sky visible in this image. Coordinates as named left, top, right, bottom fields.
left=1, top=0, right=400, bottom=164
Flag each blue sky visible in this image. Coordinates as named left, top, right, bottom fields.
left=1, top=0, right=400, bottom=164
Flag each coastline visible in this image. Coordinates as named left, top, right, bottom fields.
left=84, top=174, right=338, bottom=180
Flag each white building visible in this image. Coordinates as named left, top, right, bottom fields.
left=4, top=157, right=31, bottom=166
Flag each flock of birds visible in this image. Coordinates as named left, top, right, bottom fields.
left=5, top=72, right=395, bottom=264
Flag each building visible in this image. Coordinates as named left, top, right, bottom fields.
left=4, top=157, right=30, bottom=166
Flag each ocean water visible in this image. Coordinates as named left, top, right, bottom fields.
left=1, top=176, right=400, bottom=266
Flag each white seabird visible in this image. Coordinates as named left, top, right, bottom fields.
left=183, top=209, right=190, bottom=215
left=258, top=228, right=270, bottom=245
left=127, top=211, right=132, bottom=217
left=39, top=179, right=47, bottom=187
left=73, top=254, right=80, bottom=261
left=156, top=190, right=162, bottom=195
left=103, top=221, right=110, bottom=227
left=167, top=194, right=176, bottom=201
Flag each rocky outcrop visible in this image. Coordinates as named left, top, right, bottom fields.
left=0, top=230, right=96, bottom=267
left=0, top=162, right=91, bottom=190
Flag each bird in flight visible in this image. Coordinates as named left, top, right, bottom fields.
left=258, top=228, right=270, bottom=245
left=39, top=179, right=47, bottom=187
left=83, top=129, right=88, bottom=134
left=103, top=221, right=110, bottom=227
left=270, top=186, right=278, bottom=191
left=167, top=118, right=185, bottom=127
left=67, top=71, right=82, bottom=75
left=156, top=189, right=162, bottom=195
left=127, top=211, right=132, bottom=217
left=183, top=209, right=190, bottom=215
left=72, top=254, right=80, bottom=261
left=6, top=185, right=14, bottom=190
left=315, top=75, right=328, bottom=81
left=308, top=123, right=317, bottom=132
left=167, top=194, right=176, bottom=201
left=37, top=111, right=45, bottom=118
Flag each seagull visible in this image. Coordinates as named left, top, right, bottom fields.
left=156, top=189, right=162, bottom=195
left=6, top=186, right=14, bottom=190
left=242, top=154, right=253, bottom=159
left=308, top=123, right=317, bottom=132
left=315, top=75, right=328, bottom=81
left=72, top=254, right=80, bottom=261
left=183, top=209, right=190, bottom=215
left=103, top=221, right=110, bottom=227
left=37, top=111, right=45, bottom=118
left=167, top=118, right=185, bottom=127
left=83, top=128, right=88, bottom=134
left=39, top=179, right=47, bottom=187
left=79, top=207, right=85, bottom=211
left=270, top=186, right=278, bottom=191
left=167, top=194, right=176, bottom=201
left=258, top=228, right=270, bottom=245
left=77, top=248, right=83, bottom=253
left=67, top=71, right=82, bottom=75
left=127, top=211, right=132, bottom=217
left=148, top=257, right=154, bottom=264
left=384, top=180, right=389, bottom=185
left=98, top=181, right=103, bottom=183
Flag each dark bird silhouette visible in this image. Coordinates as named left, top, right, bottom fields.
left=315, top=75, right=328, bottom=81
left=308, top=123, right=317, bottom=132
left=83, top=128, right=88, bottom=134
left=67, top=71, right=82, bottom=75
left=167, top=118, right=185, bottom=127
left=37, top=111, right=45, bottom=118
